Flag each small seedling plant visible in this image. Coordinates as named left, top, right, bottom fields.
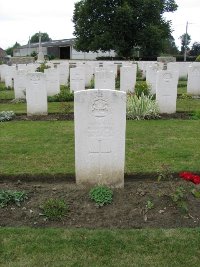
left=41, top=198, right=68, bottom=220
left=89, top=185, right=113, bottom=207
left=170, top=186, right=188, bottom=213
left=157, top=165, right=188, bottom=214
left=0, top=190, right=28, bottom=208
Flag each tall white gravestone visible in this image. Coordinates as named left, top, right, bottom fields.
left=156, top=70, right=179, bottom=113
left=70, top=67, right=85, bottom=92
left=187, top=63, right=200, bottom=95
left=44, top=68, right=60, bottom=96
left=14, top=69, right=27, bottom=99
left=26, top=72, right=47, bottom=115
left=146, top=64, right=160, bottom=94
left=120, top=65, right=137, bottom=93
left=57, top=63, right=69, bottom=86
left=95, top=69, right=115, bottom=90
left=74, top=89, right=126, bottom=188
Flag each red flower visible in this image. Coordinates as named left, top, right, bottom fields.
left=192, top=176, right=200, bottom=185
left=179, top=172, right=194, bottom=181
left=179, top=171, right=200, bottom=184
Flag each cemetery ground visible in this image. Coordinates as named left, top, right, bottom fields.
left=1, top=81, right=200, bottom=266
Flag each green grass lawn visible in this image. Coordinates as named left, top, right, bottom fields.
left=1, top=97, right=200, bottom=114
left=1, top=228, right=200, bottom=267
left=0, top=89, right=15, bottom=99
left=0, top=102, right=74, bottom=114
left=1, top=120, right=200, bottom=175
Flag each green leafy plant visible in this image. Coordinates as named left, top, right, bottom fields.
left=191, top=188, right=200, bottom=198
left=141, top=199, right=154, bottom=222
left=157, top=165, right=188, bottom=214
left=146, top=200, right=154, bottom=210
left=36, top=63, right=50, bottom=73
left=0, top=111, right=15, bottom=122
left=48, top=86, right=74, bottom=102
left=41, top=198, right=68, bottom=220
left=89, top=186, right=113, bottom=207
left=126, top=93, right=160, bottom=120
left=135, top=81, right=151, bottom=97
left=0, top=190, right=28, bottom=208
left=170, top=186, right=188, bottom=213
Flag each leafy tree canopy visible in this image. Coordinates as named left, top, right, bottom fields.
left=30, top=32, right=51, bottom=43
left=5, top=42, right=21, bottom=56
left=73, top=0, right=178, bottom=57
left=160, top=34, right=179, bottom=55
left=179, top=33, right=191, bottom=54
left=190, top=42, right=200, bottom=56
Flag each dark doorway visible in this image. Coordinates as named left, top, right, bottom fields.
left=60, top=46, right=70, bottom=59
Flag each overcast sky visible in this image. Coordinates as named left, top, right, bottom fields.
left=0, top=0, right=200, bottom=50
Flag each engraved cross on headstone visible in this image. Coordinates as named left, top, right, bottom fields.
left=89, top=139, right=111, bottom=182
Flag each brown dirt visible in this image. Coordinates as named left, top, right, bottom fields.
left=1, top=178, right=200, bottom=229
left=12, top=112, right=190, bottom=121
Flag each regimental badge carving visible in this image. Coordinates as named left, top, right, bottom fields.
left=163, top=73, right=172, bottom=82
left=30, top=73, right=41, bottom=81
left=91, top=98, right=108, bottom=117
left=91, top=90, right=109, bottom=118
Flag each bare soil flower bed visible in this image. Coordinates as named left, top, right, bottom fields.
left=1, top=178, right=200, bottom=229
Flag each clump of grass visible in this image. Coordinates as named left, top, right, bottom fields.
left=0, top=190, right=28, bottom=207
left=41, top=198, right=68, bottom=220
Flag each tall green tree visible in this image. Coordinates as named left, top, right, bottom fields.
left=179, top=33, right=191, bottom=54
left=190, top=42, right=200, bottom=56
left=30, top=32, right=51, bottom=43
left=161, top=34, right=179, bottom=55
left=73, top=0, right=178, bottom=58
left=5, top=42, right=21, bottom=56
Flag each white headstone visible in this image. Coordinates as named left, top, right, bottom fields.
left=26, top=72, right=47, bottom=115
left=95, top=69, right=115, bottom=90
left=0, top=65, right=8, bottom=82
left=57, top=63, right=69, bottom=86
left=146, top=64, right=160, bottom=94
left=103, top=62, right=118, bottom=77
left=44, top=68, right=60, bottom=96
left=156, top=70, right=179, bottom=113
left=120, top=65, right=137, bottom=93
left=84, top=63, right=94, bottom=87
left=70, top=67, right=85, bottom=92
left=74, top=89, right=126, bottom=188
left=187, top=63, right=200, bottom=95
left=5, top=66, right=16, bottom=88
left=14, top=69, right=27, bottom=99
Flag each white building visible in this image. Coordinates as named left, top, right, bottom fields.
left=13, top=38, right=115, bottom=60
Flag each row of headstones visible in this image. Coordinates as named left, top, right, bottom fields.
left=0, top=60, right=136, bottom=93
left=1, top=61, right=200, bottom=115
left=145, top=62, right=200, bottom=96
left=62, top=61, right=200, bottom=187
